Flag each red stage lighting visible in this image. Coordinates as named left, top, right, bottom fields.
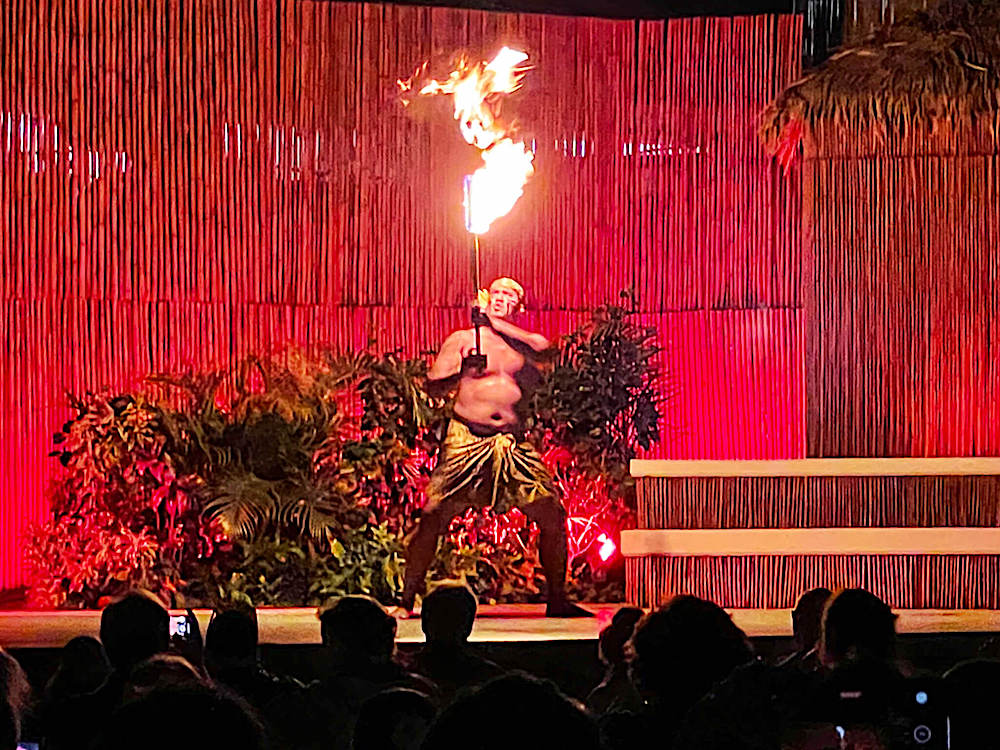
left=596, top=533, right=616, bottom=563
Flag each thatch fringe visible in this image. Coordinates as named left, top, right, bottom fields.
left=761, top=0, right=1000, bottom=159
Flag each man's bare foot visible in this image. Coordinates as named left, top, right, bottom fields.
left=387, top=605, right=417, bottom=620
left=545, top=600, right=593, bottom=618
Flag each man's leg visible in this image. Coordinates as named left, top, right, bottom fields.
left=523, top=496, right=591, bottom=617
left=400, top=502, right=452, bottom=612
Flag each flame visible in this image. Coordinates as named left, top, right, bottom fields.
left=400, top=47, right=535, bottom=235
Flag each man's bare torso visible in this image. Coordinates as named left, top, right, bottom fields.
left=452, top=327, right=537, bottom=431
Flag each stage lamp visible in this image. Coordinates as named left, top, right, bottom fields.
left=596, top=533, right=616, bottom=563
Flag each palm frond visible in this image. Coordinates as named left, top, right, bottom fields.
left=277, top=478, right=349, bottom=540
left=202, top=473, right=277, bottom=539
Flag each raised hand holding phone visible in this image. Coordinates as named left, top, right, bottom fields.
left=169, top=608, right=205, bottom=674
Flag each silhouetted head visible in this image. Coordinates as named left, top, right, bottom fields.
left=100, top=685, right=266, bottom=750
left=125, top=654, right=205, bottom=701
left=628, top=595, right=753, bottom=707
left=944, top=659, right=1000, bottom=749
left=599, top=606, right=644, bottom=667
left=0, top=648, right=31, bottom=728
left=355, top=688, right=436, bottom=750
left=206, top=609, right=259, bottom=671
left=0, top=699, right=16, bottom=750
left=820, top=588, right=896, bottom=667
left=320, top=596, right=397, bottom=665
left=792, top=587, right=833, bottom=653
left=0, top=648, right=30, bottom=750
left=421, top=584, right=477, bottom=646
left=100, top=590, right=170, bottom=673
left=422, top=673, right=600, bottom=750
left=47, top=635, right=111, bottom=698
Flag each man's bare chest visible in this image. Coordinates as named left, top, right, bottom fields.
left=479, top=333, right=526, bottom=375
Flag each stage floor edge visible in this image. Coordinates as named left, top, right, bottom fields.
left=3, top=606, right=1000, bottom=648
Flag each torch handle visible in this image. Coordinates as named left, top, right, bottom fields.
left=466, top=176, right=485, bottom=365
left=471, top=233, right=483, bottom=357
left=474, top=234, right=482, bottom=293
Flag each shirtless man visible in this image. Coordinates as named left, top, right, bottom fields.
left=399, top=277, right=586, bottom=617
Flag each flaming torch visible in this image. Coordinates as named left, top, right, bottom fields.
left=400, top=47, right=536, bottom=362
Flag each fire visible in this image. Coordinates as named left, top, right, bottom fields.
left=400, top=47, right=535, bottom=235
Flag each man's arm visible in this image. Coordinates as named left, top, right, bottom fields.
left=486, top=314, right=550, bottom=352
left=426, top=330, right=472, bottom=396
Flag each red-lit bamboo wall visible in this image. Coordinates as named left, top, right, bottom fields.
left=804, top=124, right=1000, bottom=456
left=0, top=1, right=801, bottom=588
left=627, top=120, right=1000, bottom=608
left=628, top=474, right=1000, bottom=608
left=628, top=555, right=1000, bottom=609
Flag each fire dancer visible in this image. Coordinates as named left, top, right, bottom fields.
left=399, top=277, right=588, bottom=618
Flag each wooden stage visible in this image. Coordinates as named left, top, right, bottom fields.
left=2, top=605, right=1000, bottom=649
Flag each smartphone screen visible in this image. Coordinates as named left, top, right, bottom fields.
left=781, top=678, right=947, bottom=749
left=169, top=614, right=192, bottom=638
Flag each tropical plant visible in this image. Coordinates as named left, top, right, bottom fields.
left=152, top=352, right=368, bottom=544
left=25, top=293, right=661, bottom=608
left=26, top=391, right=216, bottom=607
left=529, top=289, right=662, bottom=491
left=25, top=512, right=161, bottom=608
left=197, top=523, right=405, bottom=608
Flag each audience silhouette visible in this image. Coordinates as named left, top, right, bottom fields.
left=676, top=587, right=902, bottom=750
left=44, top=589, right=171, bottom=749
left=97, top=684, right=267, bottom=750
left=100, top=590, right=172, bottom=679
left=205, top=608, right=303, bottom=708
left=601, top=594, right=754, bottom=750
left=0, top=585, right=983, bottom=750
left=124, top=652, right=206, bottom=701
left=777, top=586, right=832, bottom=671
left=354, top=687, right=436, bottom=750
left=0, top=700, right=16, bottom=750
left=42, top=635, right=110, bottom=703
left=316, top=596, right=436, bottom=703
left=299, top=596, right=436, bottom=750
left=943, top=658, right=1000, bottom=749
left=422, top=672, right=601, bottom=750
left=0, top=649, right=30, bottom=750
left=408, top=583, right=503, bottom=703
left=586, top=605, right=643, bottom=714
left=204, top=607, right=312, bottom=747
left=790, top=587, right=905, bottom=745
left=820, top=586, right=898, bottom=668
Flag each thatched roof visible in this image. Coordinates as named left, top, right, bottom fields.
left=761, top=0, right=1000, bottom=157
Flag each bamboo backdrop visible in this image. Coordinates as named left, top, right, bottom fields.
left=804, top=124, right=1000, bottom=456
left=629, top=117, right=1000, bottom=607
left=0, top=3, right=803, bottom=588
left=626, top=554, right=1000, bottom=609
left=638, top=475, right=1000, bottom=529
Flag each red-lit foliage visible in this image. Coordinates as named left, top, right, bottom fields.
left=26, top=300, right=658, bottom=608
left=26, top=393, right=224, bottom=608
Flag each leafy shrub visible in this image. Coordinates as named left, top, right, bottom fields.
left=194, top=523, right=405, bottom=608
left=530, top=291, right=663, bottom=491
left=25, top=513, right=161, bottom=609
left=25, top=295, right=660, bottom=608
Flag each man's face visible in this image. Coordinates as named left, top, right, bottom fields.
left=488, top=282, right=521, bottom=319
